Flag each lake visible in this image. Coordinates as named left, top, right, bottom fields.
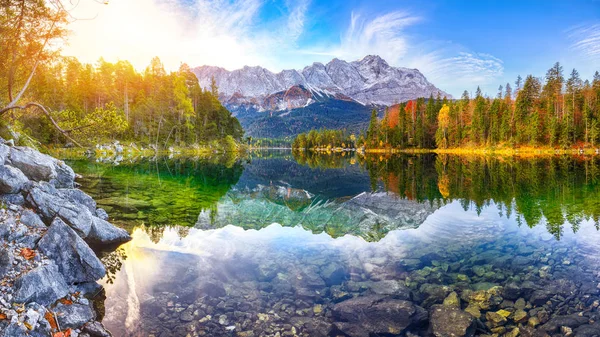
left=65, top=151, right=600, bottom=337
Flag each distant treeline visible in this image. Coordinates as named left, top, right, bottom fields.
left=5, top=56, right=243, bottom=147
left=293, top=63, right=600, bottom=150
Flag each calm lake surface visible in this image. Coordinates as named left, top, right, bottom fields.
left=64, top=151, right=600, bottom=337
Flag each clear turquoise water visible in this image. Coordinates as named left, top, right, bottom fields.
left=67, top=152, right=600, bottom=337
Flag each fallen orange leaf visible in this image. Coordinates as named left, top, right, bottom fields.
left=59, top=298, right=73, bottom=305
left=20, top=248, right=36, bottom=260
left=0, top=313, right=6, bottom=320
left=53, top=329, right=71, bottom=337
left=44, top=311, right=58, bottom=330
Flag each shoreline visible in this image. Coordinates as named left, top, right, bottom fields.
left=0, top=140, right=131, bottom=336
left=293, top=146, right=600, bottom=156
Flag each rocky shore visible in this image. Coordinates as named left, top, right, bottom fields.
left=0, top=141, right=131, bottom=336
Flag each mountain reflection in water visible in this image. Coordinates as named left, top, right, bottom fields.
left=65, top=151, right=600, bottom=336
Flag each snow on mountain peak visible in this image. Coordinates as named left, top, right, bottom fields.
left=192, top=55, right=450, bottom=110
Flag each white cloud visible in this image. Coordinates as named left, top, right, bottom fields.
left=416, top=51, right=504, bottom=88
left=62, top=0, right=309, bottom=71
left=302, top=11, right=503, bottom=96
left=567, top=23, right=600, bottom=59
left=311, top=10, right=421, bottom=63
left=62, top=3, right=504, bottom=96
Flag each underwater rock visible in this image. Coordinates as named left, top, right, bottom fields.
left=540, top=314, right=589, bottom=332
left=430, top=304, right=475, bottom=337
left=332, top=295, right=424, bottom=337
left=320, top=263, right=347, bottom=286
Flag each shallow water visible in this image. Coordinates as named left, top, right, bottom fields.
left=67, top=152, right=600, bottom=337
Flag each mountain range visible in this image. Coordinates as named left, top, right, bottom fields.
left=192, top=55, right=449, bottom=138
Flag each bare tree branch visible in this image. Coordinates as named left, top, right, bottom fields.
left=0, top=103, right=84, bottom=147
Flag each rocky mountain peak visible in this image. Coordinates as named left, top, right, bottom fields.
left=192, top=55, right=450, bottom=110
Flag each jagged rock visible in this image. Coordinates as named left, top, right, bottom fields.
left=0, top=164, right=28, bottom=194
left=14, top=263, right=69, bottom=306
left=19, top=209, right=46, bottom=229
left=26, top=186, right=93, bottom=237
left=0, top=246, right=13, bottom=278
left=9, top=146, right=57, bottom=181
left=95, top=208, right=109, bottom=220
left=1, top=323, right=29, bottom=337
left=86, top=216, right=131, bottom=245
left=59, top=188, right=97, bottom=213
left=193, top=55, right=449, bottom=108
left=37, top=218, right=106, bottom=283
left=430, top=305, right=475, bottom=337
left=83, top=321, right=113, bottom=337
left=332, top=295, right=425, bottom=337
left=52, top=160, right=75, bottom=188
left=540, top=314, right=589, bottom=332
left=0, top=193, right=24, bottom=205
left=55, top=302, right=95, bottom=329
left=0, top=143, right=10, bottom=164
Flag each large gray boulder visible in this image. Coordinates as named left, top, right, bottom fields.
left=19, top=209, right=46, bottom=229
left=0, top=143, right=10, bottom=164
left=429, top=305, right=475, bottom=337
left=14, top=263, right=69, bottom=306
left=0, top=164, right=28, bottom=194
left=9, top=146, right=57, bottom=182
left=87, top=216, right=131, bottom=245
left=59, top=188, right=97, bottom=213
left=332, top=295, right=425, bottom=337
left=51, top=160, right=75, bottom=188
left=26, top=186, right=93, bottom=237
left=55, top=302, right=95, bottom=329
left=0, top=246, right=13, bottom=278
left=37, top=218, right=106, bottom=283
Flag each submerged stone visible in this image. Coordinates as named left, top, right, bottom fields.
left=443, top=292, right=460, bottom=308
left=430, top=304, right=475, bottom=337
left=333, top=295, right=424, bottom=337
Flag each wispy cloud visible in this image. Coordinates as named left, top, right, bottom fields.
left=63, top=0, right=309, bottom=71
left=311, top=10, right=421, bottom=62
left=417, top=51, right=504, bottom=88
left=567, top=23, right=600, bottom=59
left=306, top=11, right=503, bottom=95
left=286, top=0, right=310, bottom=43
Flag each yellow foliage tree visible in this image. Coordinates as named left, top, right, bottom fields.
left=436, top=104, right=450, bottom=149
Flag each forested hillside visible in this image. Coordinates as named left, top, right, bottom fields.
left=0, top=0, right=243, bottom=149
left=6, top=57, right=243, bottom=147
left=294, top=64, right=600, bottom=150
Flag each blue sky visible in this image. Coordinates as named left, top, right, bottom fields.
left=66, top=0, right=600, bottom=97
